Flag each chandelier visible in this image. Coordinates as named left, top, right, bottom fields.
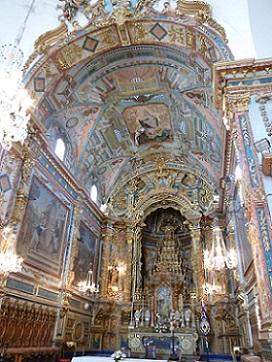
left=204, top=226, right=237, bottom=271
left=78, top=264, right=99, bottom=295
left=0, top=251, right=24, bottom=286
left=0, top=1, right=35, bottom=150
left=0, top=227, right=23, bottom=287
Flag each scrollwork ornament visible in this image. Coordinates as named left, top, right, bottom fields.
left=240, top=115, right=251, bottom=147
left=0, top=191, right=7, bottom=225
left=59, top=290, right=71, bottom=318
left=248, top=158, right=259, bottom=188
left=133, top=22, right=148, bottom=43
left=256, top=208, right=271, bottom=252
left=257, top=102, right=272, bottom=136
left=17, top=154, right=35, bottom=197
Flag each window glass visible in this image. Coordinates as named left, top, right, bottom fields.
left=91, top=185, right=98, bottom=203
left=55, top=138, right=65, bottom=160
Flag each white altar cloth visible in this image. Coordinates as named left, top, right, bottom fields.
left=72, top=357, right=167, bottom=362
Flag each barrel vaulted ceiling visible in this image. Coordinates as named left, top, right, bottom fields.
left=23, top=0, right=234, bottom=220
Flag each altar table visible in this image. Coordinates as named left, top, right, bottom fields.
left=71, top=357, right=167, bottom=362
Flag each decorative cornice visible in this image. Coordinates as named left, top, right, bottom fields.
left=214, top=58, right=272, bottom=110
left=24, top=0, right=231, bottom=77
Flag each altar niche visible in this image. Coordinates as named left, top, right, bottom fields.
left=129, top=207, right=199, bottom=358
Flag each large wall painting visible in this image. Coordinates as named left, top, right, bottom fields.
left=123, top=104, right=172, bottom=145
left=17, top=176, right=69, bottom=276
left=74, top=222, right=97, bottom=286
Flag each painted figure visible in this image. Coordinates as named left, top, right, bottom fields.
left=29, top=222, right=48, bottom=251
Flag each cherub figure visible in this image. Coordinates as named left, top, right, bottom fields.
left=57, top=0, right=87, bottom=21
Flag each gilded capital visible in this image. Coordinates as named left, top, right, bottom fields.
left=73, top=205, right=82, bottom=220
left=227, top=91, right=251, bottom=113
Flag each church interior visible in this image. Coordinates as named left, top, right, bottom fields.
left=0, top=0, right=272, bottom=361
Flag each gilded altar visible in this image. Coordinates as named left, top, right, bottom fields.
left=128, top=211, right=200, bottom=358
left=129, top=330, right=198, bottom=357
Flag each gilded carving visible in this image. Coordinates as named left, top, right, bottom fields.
left=251, top=189, right=266, bottom=205
left=257, top=208, right=271, bottom=252
left=0, top=191, right=7, bottom=227
left=227, top=91, right=250, bottom=113
left=189, top=225, right=203, bottom=300
left=198, top=35, right=208, bottom=59
left=206, top=17, right=227, bottom=43
left=10, top=195, right=29, bottom=225
left=23, top=22, right=68, bottom=73
left=54, top=53, right=72, bottom=71
left=186, top=29, right=194, bottom=48
left=239, top=114, right=251, bottom=147
left=176, top=0, right=211, bottom=19
left=101, top=29, right=117, bottom=46
left=60, top=290, right=71, bottom=318
left=133, top=22, right=148, bottom=43
left=168, top=26, right=185, bottom=44
left=17, top=154, right=35, bottom=199
left=257, top=103, right=272, bottom=137
left=112, top=6, right=133, bottom=25
left=247, top=158, right=259, bottom=188
left=65, top=42, right=83, bottom=66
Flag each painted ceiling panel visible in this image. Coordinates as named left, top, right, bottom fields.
left=15, top=0, right=237, bottom=218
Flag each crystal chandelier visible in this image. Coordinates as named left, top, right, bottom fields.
left=204, top=226, right=237, bottom=271
left=78, top=264, right=99, bottom=295
left=0, top=65, right=31, bottom=150
left=0, top=251, right=24, bottom=286
left=0, top=227, right=23, bottom=287
left=0, top=1, right=35, bottom=150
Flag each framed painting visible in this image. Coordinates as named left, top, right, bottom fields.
left=17, top=176, right=69, bottom=276
left=74, top=222, right=97, bottom=286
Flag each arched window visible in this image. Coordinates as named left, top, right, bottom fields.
left=91, top=184, right=98, bottom=203
left=55, top=138, right=66, bottom=161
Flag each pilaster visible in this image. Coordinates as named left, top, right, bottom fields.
left=124, top=233, right=133, bottom=302
left=99, top=230, right=112, bottom=298
left=189, top=222, right=204, bottom=300
left=226, top=90, right=272, bottom=326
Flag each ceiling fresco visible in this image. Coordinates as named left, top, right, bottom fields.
left=24, top=0, right=234, bottom=221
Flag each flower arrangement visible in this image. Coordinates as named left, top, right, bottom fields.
left=111, top=350, right=126, bottom=362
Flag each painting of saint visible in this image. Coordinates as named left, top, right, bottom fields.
left=17, top=177, right=69, bottom=275
left=123, top=104, right=172, bottom=146
left=74, top=223, right=97, bottom=285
